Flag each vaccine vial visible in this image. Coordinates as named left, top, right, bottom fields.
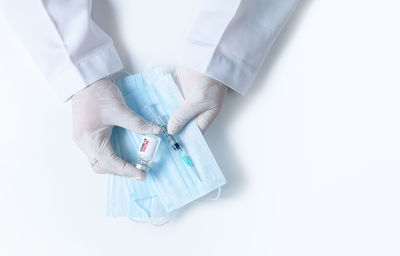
left=135, top=134, right=161, bottom=172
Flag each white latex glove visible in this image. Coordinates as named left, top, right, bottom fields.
left=167, top=67, right=227, bottom=134
left=71, top=78, right=162, bottom=180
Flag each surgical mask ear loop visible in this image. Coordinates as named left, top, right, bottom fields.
left=201, top=187, right=222, bottom=201
left=128, top=199, right=175, bottom=226
left=128, top=211, right=176, bottom=226
left=210, top=187, right=221, bottom=200
left=123, top=178, right=164, bottom=226
left=124, top=178, right=174, bottom=226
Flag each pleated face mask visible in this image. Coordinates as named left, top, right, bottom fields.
left=107, top=69, right=226, bottom=223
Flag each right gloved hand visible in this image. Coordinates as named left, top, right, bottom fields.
left=167, top=67, right=227, bottom=134
left=71, top=78, right=162, bottom=180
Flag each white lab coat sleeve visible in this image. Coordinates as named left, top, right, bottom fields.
left=1, top=0, right=123, bottom=100
left=180, top=0, right=299, bottom=95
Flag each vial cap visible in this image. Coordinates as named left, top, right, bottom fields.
left=135, top=163, right=149, bottom=172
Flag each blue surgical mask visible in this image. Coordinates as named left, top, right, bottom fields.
left=107, top=69, right=226, bottom=223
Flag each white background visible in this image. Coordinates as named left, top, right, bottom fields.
left=1, top=1, right=400, bottom=255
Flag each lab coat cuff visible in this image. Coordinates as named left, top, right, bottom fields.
left=51, top=44, right=123, bottom=101
left=180, top=45, right=255, bottom=96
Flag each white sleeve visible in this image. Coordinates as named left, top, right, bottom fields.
left=180, top=0, right=299, bottom=95
left=1, top=0, right=123, bottom=100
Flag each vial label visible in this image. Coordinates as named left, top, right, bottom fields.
left=138, top=135, right=160, bottom=161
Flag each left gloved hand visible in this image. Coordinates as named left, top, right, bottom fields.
left=71, top=78, right=161, bottom=180
left=167, top=67, right=227, bottom=134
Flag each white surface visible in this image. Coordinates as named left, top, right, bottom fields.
left=1, top=1, right=400, bottom=255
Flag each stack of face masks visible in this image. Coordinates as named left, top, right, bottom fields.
left=108, top=69, right=226, bottom=223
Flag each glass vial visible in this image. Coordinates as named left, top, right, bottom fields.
left=135, top=134, right=161, bottom=172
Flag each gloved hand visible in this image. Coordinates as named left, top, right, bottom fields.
left=71, top=78, right=162, bottom=180
left=167, top=67, right=227, bottom=134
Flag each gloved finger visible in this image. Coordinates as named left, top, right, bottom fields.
left=194, top=107, right=220, bottom=133
left=112, top=105, right=162, bottom=135
left=167, top=101, right=206, bottom=134
left=91, top=142, right=146, bottom=180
